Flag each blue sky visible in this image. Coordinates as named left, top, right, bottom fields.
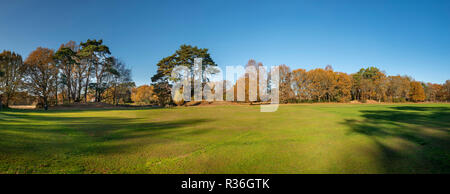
left=1, top=0, right=449, bottom=85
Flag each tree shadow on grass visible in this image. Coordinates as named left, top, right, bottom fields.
left=0, top=111, right=213, bottom=157
left=343, top=106, right=450, bottom=173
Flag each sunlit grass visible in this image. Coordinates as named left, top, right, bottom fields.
left=0, top=103, right=449, bottom=173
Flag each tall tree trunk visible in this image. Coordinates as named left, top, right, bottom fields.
left=5, top=93, right=11, bottom=107
left=78, top=78, right=82, bottom=102
left=85, top=68, right=90, bottom=103
left=67, top=71, right=71, bottom=103
left=114, top=81, right=118, bottom=106
left=55, top=77, right=58, bottom=105
left=94, top=84, right=98, bottom=102
left=76, top=70, right=82, bottom=102
left=43, top=96, right=48, bottom=111
left=95, top=72, right=102, bottom=102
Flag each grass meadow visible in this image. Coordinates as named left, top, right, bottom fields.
left=0, top=103, right=449, bottom=174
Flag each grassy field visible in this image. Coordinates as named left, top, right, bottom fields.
left=0, top=103, right=449, bottom=174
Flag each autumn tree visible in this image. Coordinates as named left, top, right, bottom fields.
left=23, top=47, right=57, bottom=110
left=409, top=81, right=426, bottom=102
left=233, top=76, right=246, bottom=102
left=0, top=51, right=24, bottom=107
left=292, top=66, right=352, bottom=102
left=442, top=80, right=450, bottom=102
left=334, top=72, right=352, bottom=102
left=423, top=83, right=442, bottom=102
left=131, top=85, right=157, bottom=105
left=230, top=59, right=265, bottom=103
left=307, top=68, right=329, bottom=102
left=323, top=65, right=338, bottom=102
left=373, top=71, right=388, bottom=102
left=244, top=59, right=262, bottom=102
left=279, top=64, right=294, bottom=103
left=387, top=75, right=411, bottom=102
left=291, top=68, right=309, bottom=101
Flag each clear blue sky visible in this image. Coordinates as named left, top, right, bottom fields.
left=1, top=0, right=449, bottom=85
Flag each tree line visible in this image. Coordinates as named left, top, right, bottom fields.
left=2, top=43, right=449, bottom=109
left=151, top=45, right=450, bottom=106
left=0, top=39, right=134, bottom=110
left=279, top=64, right=449, bottom=103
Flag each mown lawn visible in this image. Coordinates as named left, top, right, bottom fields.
left=0, top=103, right=449, bottom=174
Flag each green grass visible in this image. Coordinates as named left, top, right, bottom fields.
left=1, top=103, right=449, bottom=174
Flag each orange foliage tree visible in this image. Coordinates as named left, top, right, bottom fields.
left=131, top=85, right=157, bottom=105
left=23, top=47, right=58, bottom=110
left=409, top=81, right=426, bottom=102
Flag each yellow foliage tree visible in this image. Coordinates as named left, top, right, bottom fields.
left=131, top=85, right=157, bottom=105
left=409, top=81, right=426, bottom=102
